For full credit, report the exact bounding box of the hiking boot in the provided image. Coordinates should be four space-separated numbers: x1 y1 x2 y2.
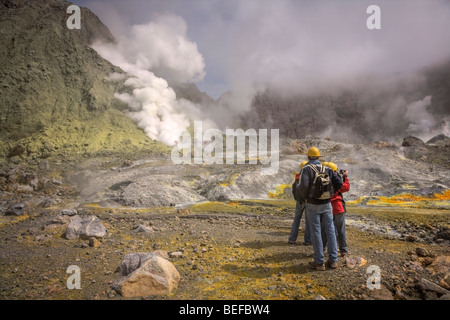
288 240 296 245
327 260 338 269
309 261 325 271
340 252 349 257
303 242 311 246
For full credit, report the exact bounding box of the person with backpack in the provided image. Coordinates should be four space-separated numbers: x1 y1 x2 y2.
322 162 350 257
289 161 311 245
296 147 343 271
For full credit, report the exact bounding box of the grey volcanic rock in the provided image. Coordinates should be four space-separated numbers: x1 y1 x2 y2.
5 202 29 216
120 252 156 276
65 215 107 240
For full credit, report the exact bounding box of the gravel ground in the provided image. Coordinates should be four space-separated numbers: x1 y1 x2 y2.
0 202 448 301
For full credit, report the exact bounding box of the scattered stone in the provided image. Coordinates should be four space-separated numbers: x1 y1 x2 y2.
345 257 367 269
418 278 450 296
112 254 180 297
406 235 418 242
65 215 107 240
405 261 423 271
89 237 101 248
315 295 326 300
421 257 435 266
435 229 450 241
152 250 169 260
394 288 407 300
120 252 156 276
62 208 77 216
440 274 450 290
133 225 153 233
38 161 50 171
34 235 46 242
8 145 25 158
5 202 29 216
415 247 428 257
401 136 425 147
430 256 450 274
367 284 395 300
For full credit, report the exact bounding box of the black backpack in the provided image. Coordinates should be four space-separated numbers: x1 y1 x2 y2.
307 164 332 200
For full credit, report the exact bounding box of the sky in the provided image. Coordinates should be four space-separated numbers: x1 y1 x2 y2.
71 0 450 100
69 0 450 145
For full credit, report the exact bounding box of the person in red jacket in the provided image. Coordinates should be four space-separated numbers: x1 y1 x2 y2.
323 162 350 257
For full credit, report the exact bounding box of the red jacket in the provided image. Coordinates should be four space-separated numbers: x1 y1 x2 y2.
331 176 350 215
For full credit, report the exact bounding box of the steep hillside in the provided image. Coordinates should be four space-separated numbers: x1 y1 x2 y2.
0 0 170 160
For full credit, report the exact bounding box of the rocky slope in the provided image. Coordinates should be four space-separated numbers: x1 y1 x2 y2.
0 0 169 159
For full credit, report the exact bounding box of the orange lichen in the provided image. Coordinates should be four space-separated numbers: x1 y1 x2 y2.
268 184 291 199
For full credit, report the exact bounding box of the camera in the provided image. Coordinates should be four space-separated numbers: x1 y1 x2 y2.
339 169 347 175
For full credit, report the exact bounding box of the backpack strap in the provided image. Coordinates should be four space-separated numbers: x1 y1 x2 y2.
306 164 321 184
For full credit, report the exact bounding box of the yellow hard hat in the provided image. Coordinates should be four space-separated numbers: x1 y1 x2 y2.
327 162 338 172
299 161 308 169
307 147 320 157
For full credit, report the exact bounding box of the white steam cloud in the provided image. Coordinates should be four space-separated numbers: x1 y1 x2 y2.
92 14 213 146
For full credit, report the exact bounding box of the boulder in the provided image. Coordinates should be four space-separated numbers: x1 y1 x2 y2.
5 202 29 216
113 253 180 297
65 215 107 240
62 208 78 216
89 237 101 248
120 252 155 276
430 255 450 274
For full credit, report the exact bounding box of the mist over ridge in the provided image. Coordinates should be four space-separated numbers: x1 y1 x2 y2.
80 0 450 144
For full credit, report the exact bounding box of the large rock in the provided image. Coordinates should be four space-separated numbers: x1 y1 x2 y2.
65 215 107 240
5 202 29 216
113 253 180 297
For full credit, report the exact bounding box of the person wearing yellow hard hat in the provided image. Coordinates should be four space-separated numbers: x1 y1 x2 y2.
296 147 343 271
322 162 350 257
289 160 311 245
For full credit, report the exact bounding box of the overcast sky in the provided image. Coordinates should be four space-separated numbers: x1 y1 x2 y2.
72 0 450 99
